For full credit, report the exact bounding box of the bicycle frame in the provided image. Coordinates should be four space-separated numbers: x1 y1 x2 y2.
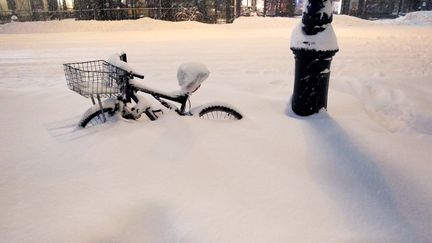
128 79 190 115
116 53 191 120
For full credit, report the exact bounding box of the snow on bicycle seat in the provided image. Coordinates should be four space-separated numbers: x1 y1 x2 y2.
177 62 209 94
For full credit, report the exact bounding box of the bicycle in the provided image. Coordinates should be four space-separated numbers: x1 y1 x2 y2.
63 53 243 128
174 7 203 22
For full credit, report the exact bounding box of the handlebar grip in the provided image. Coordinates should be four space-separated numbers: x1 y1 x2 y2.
131 72 144 79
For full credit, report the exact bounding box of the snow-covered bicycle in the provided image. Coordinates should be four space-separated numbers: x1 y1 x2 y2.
63 53 242 128
174 7 203 22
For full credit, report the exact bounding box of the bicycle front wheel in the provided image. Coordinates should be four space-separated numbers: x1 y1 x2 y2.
198 105 243 121
79 107 116 128
78 99 117 128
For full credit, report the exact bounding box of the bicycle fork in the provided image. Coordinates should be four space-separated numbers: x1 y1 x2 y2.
90 94 107 122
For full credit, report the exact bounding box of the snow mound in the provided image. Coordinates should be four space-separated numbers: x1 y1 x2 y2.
1 15 432 243
346 80 413 132
0 17 208 34
177 62 210 94
0 15 382 35
232 16 298 28
399 11 432 25
378 11 432 25
290 23 339 51
332 14 376 26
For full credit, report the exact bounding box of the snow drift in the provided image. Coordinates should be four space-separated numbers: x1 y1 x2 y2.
377 10 432 25
1 15 432 243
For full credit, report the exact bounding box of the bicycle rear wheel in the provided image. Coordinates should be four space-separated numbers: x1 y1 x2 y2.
198 105 243 120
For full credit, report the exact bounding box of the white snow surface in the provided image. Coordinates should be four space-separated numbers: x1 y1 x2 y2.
107 53 138 74
1 15 432 243
377 11 432 25
290 0 339 51
177 62 210 94
290 23 339 51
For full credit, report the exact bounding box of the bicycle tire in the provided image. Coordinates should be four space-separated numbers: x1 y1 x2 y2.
79 107 116 128
198 105 243 120
78 99 118 128
175 12 189 21
193 12 204 22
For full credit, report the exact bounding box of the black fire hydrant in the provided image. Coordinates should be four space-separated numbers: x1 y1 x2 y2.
290 0 339 116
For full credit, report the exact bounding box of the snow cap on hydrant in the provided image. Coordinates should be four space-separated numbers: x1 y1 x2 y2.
290 0 339 52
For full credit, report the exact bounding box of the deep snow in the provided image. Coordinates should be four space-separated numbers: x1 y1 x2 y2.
378 11 432 25
1 14 432 243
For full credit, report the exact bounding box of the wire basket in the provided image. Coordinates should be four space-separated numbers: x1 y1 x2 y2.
63 60 128 98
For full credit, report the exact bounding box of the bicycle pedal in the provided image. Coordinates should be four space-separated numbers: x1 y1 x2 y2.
153 109 163 115
122 113 136 120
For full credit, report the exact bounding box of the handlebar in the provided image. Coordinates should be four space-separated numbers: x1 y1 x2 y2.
115 53 144 79
130 72 144 79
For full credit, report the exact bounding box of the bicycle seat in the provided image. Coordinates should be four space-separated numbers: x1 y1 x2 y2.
177 62 209 94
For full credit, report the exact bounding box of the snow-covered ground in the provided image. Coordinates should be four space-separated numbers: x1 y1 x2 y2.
1 13 431 243
377 11 432 25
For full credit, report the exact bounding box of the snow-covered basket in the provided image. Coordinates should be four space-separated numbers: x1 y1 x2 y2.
177 62 210 94
63 60 128 98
